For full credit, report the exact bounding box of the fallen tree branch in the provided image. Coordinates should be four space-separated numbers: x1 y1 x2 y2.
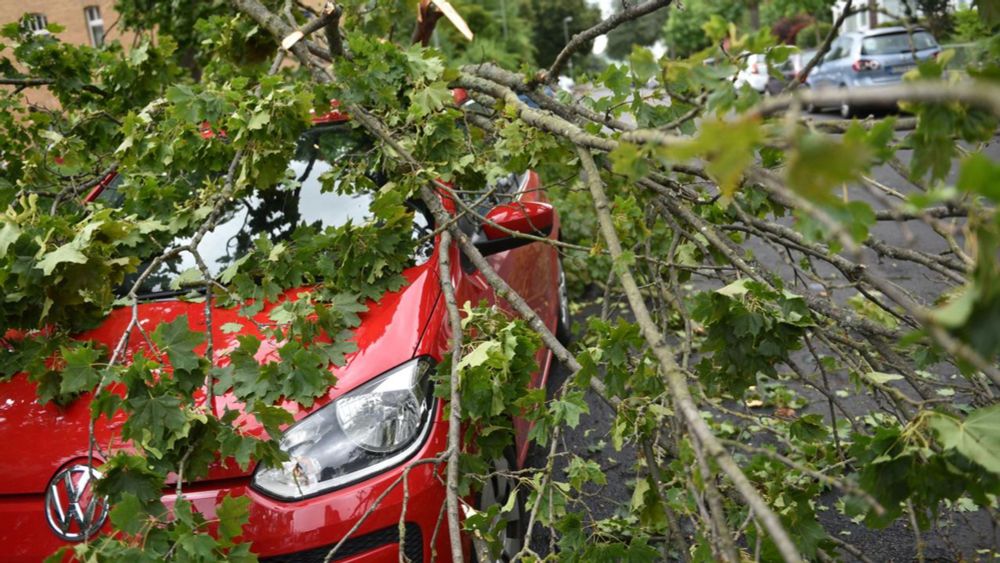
436 229 465 563
0 75 108 97
577 146 804 563
321 2 346 58
756 81 1000 119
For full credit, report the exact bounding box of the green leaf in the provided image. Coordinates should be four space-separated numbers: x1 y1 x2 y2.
957 152 1000 202
247 110 271 131
566 456 607 490
97 453 165 505
666 118 762 199
58 345 102 396
457 341 501 372
36 243 87 275
177 534 217 560
789 414 828 443
165 84 199 123
109 493 146 535
787 133 870 202
929 284 979 328
630 475 650 511
864 371 904 385
409 81 453 118
628 47 659 84
551 391 589 428
216 494 251 545
929 405 1000 475
124 394 188 450
609 142 650 180
0 221 20 258
169 267 203 290
716 278 751 298
151 315 204 372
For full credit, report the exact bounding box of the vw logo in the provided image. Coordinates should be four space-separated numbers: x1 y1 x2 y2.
44 464 109 541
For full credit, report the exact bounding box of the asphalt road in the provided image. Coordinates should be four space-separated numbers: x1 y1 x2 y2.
525 106 1000 561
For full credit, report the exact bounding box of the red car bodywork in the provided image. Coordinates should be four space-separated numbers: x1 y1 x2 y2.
0 162 561 561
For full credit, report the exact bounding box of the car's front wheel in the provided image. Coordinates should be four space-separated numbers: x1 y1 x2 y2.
839 85 854 118
473 451 525 562
802 84 816 113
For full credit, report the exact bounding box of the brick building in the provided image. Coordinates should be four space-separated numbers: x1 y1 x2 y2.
1 0 130 107
0 0 126 48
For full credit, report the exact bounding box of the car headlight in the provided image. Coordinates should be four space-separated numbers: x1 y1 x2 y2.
252 358 434 499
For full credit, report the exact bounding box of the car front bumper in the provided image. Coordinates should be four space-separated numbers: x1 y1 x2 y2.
0 407 453 563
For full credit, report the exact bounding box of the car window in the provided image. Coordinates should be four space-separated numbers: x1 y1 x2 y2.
102 125 434 296
821 44 835 62
826 39 846 61
861 31 937 55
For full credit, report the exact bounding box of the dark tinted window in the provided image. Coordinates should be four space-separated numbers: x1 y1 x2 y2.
861 31 937 55
106 125 433 296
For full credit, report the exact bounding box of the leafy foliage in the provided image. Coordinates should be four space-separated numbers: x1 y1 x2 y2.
1 1 999 561
525 0 602 70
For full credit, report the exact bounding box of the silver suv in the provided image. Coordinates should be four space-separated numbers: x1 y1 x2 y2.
805 27 940 117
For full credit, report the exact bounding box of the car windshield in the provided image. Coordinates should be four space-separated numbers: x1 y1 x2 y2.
101 124 433 296
861 31 936 55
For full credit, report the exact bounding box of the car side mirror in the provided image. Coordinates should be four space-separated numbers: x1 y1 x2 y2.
473 201 554 257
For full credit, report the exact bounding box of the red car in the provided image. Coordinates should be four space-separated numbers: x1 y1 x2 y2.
0 119 569 561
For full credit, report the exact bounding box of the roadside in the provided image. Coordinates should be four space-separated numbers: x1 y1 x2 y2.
525 111 1000 560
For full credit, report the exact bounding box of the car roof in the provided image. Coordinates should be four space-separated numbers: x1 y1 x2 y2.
859 26 928 37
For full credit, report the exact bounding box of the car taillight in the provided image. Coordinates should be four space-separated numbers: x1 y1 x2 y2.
852 59 880 72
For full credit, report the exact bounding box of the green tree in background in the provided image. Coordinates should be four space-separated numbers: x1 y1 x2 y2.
435 0 537 68
761 0 835 28
662 0 744 57
604 3 671 60
526 0 601 72
909 0 955 37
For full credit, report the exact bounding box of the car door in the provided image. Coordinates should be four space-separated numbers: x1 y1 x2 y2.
815 38 846 88
808 42 834 87
448 171 560 355
830 37 855 87
484 172 559 342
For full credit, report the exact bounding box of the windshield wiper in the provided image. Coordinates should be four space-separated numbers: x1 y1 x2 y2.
120 286 210 302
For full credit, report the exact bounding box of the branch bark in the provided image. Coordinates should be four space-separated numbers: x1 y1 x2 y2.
757 81 1000 119
436 229 466 563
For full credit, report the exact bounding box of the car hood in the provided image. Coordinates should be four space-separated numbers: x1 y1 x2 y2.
0 259 441 495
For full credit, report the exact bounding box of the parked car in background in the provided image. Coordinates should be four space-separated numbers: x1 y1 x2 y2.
779 48 818 84
805 27 940 117
735 54 783 95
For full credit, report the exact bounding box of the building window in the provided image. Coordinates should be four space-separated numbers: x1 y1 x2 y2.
24 13 48 33
84 6 104 47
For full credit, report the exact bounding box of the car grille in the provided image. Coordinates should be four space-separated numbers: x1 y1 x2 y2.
261 522 423 562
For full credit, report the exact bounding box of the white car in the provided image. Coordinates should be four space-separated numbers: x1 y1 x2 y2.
735 54 780 94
